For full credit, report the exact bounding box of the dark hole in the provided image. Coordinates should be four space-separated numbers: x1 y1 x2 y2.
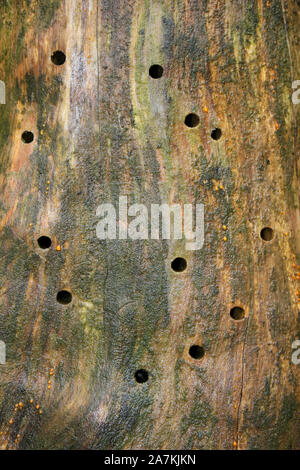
56 290 72 305
171 257 187 272
51 50 66 66
230 307 245 321
149 64 164 79
266 159 270 165
21 131 34 143
260 227 274 242
37 236 52 249
211 128 222 140
189 345 205 359
134 369 149 383
184 113 200 128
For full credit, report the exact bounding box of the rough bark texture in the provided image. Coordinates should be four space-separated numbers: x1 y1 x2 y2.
0 0 300 450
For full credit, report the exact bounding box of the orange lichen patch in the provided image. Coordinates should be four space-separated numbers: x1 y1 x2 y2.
9 419 13 425
213 180 224 192
211 179 220 191
267 1 271 7
233 441 237 447
203 105 208 113
39 410 43 415
223 237 227 242
222 225 227 230
275 122 279 130
29 399 33 404
48 385 51 390
36 405 40 410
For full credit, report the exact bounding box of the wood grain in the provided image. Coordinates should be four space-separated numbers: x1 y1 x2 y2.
0 0 300 449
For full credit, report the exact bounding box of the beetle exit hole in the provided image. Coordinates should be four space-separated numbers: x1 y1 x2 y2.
184 113 200 128
135 369 149 383
37 236 52 249
51 50 66 66
149 64 164 79
230 307 245 321
56 290 72 305
171 257 187 272
260 227 274 242
211 128 222 140
21 131 34 143
189 345 205 359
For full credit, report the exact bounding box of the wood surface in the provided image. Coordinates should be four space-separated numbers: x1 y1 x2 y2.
0 0 300 450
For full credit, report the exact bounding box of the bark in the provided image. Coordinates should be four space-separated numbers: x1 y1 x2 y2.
0 0 300 450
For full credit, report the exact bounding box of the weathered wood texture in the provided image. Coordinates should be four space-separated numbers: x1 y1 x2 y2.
0 0 300 450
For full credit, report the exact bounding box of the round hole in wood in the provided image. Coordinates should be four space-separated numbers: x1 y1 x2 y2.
184 113 200 128
56 290 72 305
37 236 52 249
189 345 205 359
51 50 66 66
260 227 274 241
134 369 149 383
149 64 164 79
171 257 187 272
21 131 34 143
211 128 222 140
230 306 245 320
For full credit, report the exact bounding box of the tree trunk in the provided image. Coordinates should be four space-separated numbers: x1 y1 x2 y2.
0 0 300 450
